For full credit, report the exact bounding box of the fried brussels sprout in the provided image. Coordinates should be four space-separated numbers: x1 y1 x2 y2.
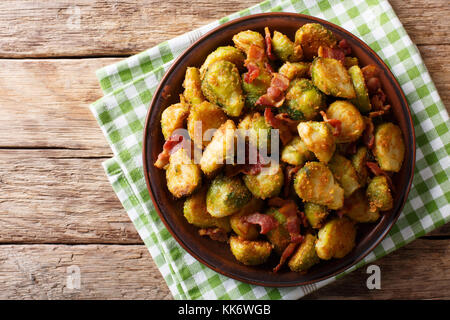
315 217 356 260
183 187 231 231
366 176 393 212
241 68 272 109
201 60 245 117
206 174 252 218
304 202 329 229
232 30 265 55
278 61 311 80
352 146 369 186
271 30 303 62
187 101 227 149
288 233 320 272
237 112 271 152
328 154 361 197
243 163 284 200
229 235 272 266
344 56 359 69
199 46 245 78
229 198 264 240
282 78 326 120
265 207 291 255
297 121 336 164
339 189 380 223
160 97 190 140
281 136 315 166
311 57 356 99
166 148 202 198
200 120 236 176
294 161 344 210
348 65 372 113
374 123 405 172
294 23 337 60
183 67 205 106
326 100 365 143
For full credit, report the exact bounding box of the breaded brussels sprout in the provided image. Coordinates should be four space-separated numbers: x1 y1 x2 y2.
348 65 372 113
288 233 320 272
374 123 405 172
282 78 326 120
311 57 356 99
243 163 284 200
160 97 190 140
166 148 202 198
229 198 264 240
326 100 365 143
183 67 205 106
339 189 380 223
241 68 272 109
278 61 311 80
200 120 236 176
184 187 231 231
199 46 245 78
351 146 369 186
206 174 252 218
232 30 265 55
294 23 337 60
281 136 315 166
201 60 245 117
187 101 227 149
366 175 393 212
315 217 356 260
304 202 329 229
297 121 336 164
294 161 344 210
265 207 291 255
237 112 271 152
271 30 303 62
229 235 272 266
328 153 361 197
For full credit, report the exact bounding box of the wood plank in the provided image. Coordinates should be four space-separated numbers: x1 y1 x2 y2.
0 0 447 58
0 239 447 299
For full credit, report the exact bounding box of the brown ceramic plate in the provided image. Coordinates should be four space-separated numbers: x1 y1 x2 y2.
142 13 415 287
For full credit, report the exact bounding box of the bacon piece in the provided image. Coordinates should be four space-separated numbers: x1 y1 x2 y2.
225 142 266 177
273 242 301 273
363 117 375 150
264 108 293 145
243 62 260 84
320 111 342 136
247 44 265 62
264 27 277 61
256 73 290 108
243 213 279 234
198 228 228 242
283 165 301 198
366 161 396 193
154 134 184 169
361 65 380 80
318 46 345 64
269 198 303 243
338 39 352 55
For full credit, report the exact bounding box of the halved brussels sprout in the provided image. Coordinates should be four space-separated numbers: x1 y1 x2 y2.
187 101 227 149
229 198 264 240
297 121 336 164
315 217 356 260
282 78 326 120
265 207 291 255
366 175 393 212
232 30 265 55
339 189 380 223
183 67 205 106
229 235 272 266
278 61 311 80
294 23 337 60
311 57 356 99
183 187 231 231
281 136 315 166
160 97 190 140
349 65 372 113
271 30 303 62
326 100 365 143
374 123 405 172
243 163 284 200
351 146 369 186
328 153 361 197
288 233 320 272
166 148 202 198
294 161 344 210
199 46 245 78
206 174 252 218
237 112 271 152
201 60 245 117
304 202 328 229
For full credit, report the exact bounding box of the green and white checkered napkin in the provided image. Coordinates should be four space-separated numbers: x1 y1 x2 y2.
90 0 450 299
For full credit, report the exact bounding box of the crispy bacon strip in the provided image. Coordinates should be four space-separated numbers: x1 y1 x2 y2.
243 45 265 84
283 165 301 198
154 134 184 169
361 65 380 80
256 73 290 108
366 162 396 193
264 108 293 145
225 141 266 177
264 27 277 61
269 198 303 243
243 213 278 234
318 46 346 64
244 62 260 83
320 111 342 136
273 242 301 273
363 117 375 150
198 228 228 242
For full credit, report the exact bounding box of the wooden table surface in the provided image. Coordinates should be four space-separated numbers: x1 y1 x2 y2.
0 0 448 300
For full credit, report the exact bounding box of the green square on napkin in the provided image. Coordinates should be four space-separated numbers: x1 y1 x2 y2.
90 0 450 299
